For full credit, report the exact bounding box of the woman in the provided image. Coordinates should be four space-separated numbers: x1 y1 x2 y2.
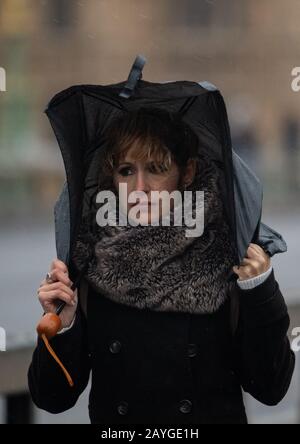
28 107 295 424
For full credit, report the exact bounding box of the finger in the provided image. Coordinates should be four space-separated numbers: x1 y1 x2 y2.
39 281 75 298
246 245 264 262
39 289 78 312
38 289 76 306
249 246 271 269
50 259 68 274
249 244 264 257
49 269 73 286
240 255 256 265
239 258 261 269
233 264 253 279
250 243 265 254
247 244 260 255
240 258 250 266
252 244 270 261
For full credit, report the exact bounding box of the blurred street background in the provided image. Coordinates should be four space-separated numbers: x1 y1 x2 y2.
0 0 300 424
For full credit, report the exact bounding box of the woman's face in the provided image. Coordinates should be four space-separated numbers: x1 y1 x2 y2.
112 146 182 225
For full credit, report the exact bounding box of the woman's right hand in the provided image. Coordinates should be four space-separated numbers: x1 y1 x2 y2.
37 259 78 330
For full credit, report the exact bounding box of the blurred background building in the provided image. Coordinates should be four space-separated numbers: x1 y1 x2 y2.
0 0 300 424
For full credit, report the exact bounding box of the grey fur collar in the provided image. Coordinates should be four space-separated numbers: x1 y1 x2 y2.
72 159 237 314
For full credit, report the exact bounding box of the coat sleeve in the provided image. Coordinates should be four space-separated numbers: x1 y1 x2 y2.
233 268 295 406
27 305 91 414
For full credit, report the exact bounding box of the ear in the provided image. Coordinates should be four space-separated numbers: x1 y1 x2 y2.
182 159 197 187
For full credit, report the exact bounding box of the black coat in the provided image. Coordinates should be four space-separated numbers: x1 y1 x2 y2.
28 267 295 424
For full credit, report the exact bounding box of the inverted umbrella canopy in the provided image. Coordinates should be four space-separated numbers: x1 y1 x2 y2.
46 55 287 284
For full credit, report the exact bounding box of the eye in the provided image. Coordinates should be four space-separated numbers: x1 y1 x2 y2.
117 166 133 177
147 162 167 174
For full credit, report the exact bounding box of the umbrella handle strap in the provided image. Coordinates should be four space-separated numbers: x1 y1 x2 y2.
41 333 74 387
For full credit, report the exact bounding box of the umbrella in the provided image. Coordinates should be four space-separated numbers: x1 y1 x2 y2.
45 55 287 287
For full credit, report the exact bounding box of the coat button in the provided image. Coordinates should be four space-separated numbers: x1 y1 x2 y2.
109 340 122 354
179 399 192 414
187 343 198 358
117 401 128 415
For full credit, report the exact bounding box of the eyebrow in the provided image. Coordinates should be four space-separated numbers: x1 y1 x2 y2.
117 162 133 167
118 160 157 165
117 160 161 170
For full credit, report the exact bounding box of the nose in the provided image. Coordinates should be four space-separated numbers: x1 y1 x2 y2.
134 170 150 194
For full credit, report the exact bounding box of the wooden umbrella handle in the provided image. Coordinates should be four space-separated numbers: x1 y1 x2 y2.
36 312 74 387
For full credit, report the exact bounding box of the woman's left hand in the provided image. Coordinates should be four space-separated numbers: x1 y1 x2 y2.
232 243 271 281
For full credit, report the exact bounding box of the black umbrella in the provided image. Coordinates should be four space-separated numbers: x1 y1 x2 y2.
45 54 287 297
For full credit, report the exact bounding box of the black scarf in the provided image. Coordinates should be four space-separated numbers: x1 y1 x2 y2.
71 158 237 315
